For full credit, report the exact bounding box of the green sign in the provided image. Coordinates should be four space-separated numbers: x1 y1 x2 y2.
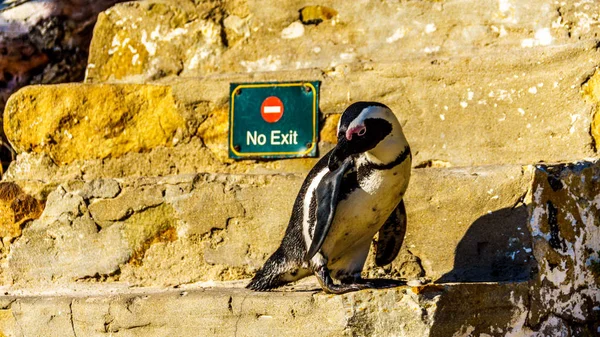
229 81 320 159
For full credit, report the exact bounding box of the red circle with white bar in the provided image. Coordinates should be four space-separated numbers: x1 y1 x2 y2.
260 96 284 123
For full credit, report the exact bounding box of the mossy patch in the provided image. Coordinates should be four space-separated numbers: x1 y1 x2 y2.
122 204 178 265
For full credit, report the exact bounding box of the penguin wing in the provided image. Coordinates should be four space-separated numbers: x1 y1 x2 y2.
304 159 353 262
375 200 407 266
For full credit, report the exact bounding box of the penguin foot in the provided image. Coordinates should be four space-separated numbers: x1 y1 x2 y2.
315 266 370 294
352 278 406 289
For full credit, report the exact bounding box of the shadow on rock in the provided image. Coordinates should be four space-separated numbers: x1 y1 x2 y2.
437 205 536 283
425 205 536 336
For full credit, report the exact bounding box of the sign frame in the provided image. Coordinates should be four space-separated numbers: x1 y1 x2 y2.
229 81 320 159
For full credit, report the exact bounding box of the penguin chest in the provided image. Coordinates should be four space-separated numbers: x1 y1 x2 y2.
321 160 410 263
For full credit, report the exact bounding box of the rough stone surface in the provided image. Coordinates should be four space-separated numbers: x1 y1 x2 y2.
167 183 244 236
6 186 130 285
3 83 188 165
79 178 121 199
164 47 599 168
74 0 600 171
0 181 43 239
401 165 534 283
1 0 600 334
86 0 600 82
527 161 600 335
1 165 534 287
88 183 163 223
5 44 599 176
87 0 219 82
3 136 321 180
0 281 530 337
0 0 127 173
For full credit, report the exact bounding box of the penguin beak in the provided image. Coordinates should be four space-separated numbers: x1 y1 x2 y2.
328 138 351 172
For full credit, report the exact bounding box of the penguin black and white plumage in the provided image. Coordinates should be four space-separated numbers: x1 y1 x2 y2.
247 102 411 294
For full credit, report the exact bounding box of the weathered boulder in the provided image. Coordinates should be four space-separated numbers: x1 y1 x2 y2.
4 44 599 177
86 0 600 82
0 0 127 172
6 186 130 285
370 165 535 283
4 83 188 164
527 161 600 335
2 164 534 287
87 0 222 82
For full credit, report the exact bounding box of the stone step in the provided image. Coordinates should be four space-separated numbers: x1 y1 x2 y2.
0 281 533 337
4 44 600 179
1 160 598 336
1 164 534 288
85 0 600 83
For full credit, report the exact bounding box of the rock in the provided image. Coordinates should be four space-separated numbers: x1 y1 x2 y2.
5 44 599 177
1 152 59 183
4 83 188 165
0 0 127 172
0 282 531 337
527 161 600 333
280 21 304 39
202 174 301 268
86 0 600 81
366 249 426 280
79 179 121 199
6 186 130 285
0 181 43 238
86 0 598 82
169 183 245 237
86 0 222 83
118 237 228 286
2 139 319 181
88 184 163 223
121 203 178 264
5 184 181 286
223 14 250 46
399 165 534 282
2 164 535 286
581 69 600 150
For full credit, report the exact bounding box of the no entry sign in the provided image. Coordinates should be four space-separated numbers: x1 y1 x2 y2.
229 81 320 159
261 96 284 123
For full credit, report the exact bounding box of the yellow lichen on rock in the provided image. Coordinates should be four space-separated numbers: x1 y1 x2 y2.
91 20 150 80
197 107 231 163
320 114 340 144
3 83 187 165
299 6 338 25
582 70 600 149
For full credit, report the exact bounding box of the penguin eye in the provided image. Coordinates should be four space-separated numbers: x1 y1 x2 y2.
357 128 366 136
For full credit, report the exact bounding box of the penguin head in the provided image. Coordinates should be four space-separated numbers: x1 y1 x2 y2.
328 102 407 171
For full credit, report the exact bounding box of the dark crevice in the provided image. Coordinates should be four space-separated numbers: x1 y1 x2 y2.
108 323 152 333
546 201 566 252
589 105 598 152
227 296 233 313
0 299 16 310
233 293 249 337
75 268 121 283
69 300 78 337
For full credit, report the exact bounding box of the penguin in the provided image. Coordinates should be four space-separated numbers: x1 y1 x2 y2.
247 102 411 294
